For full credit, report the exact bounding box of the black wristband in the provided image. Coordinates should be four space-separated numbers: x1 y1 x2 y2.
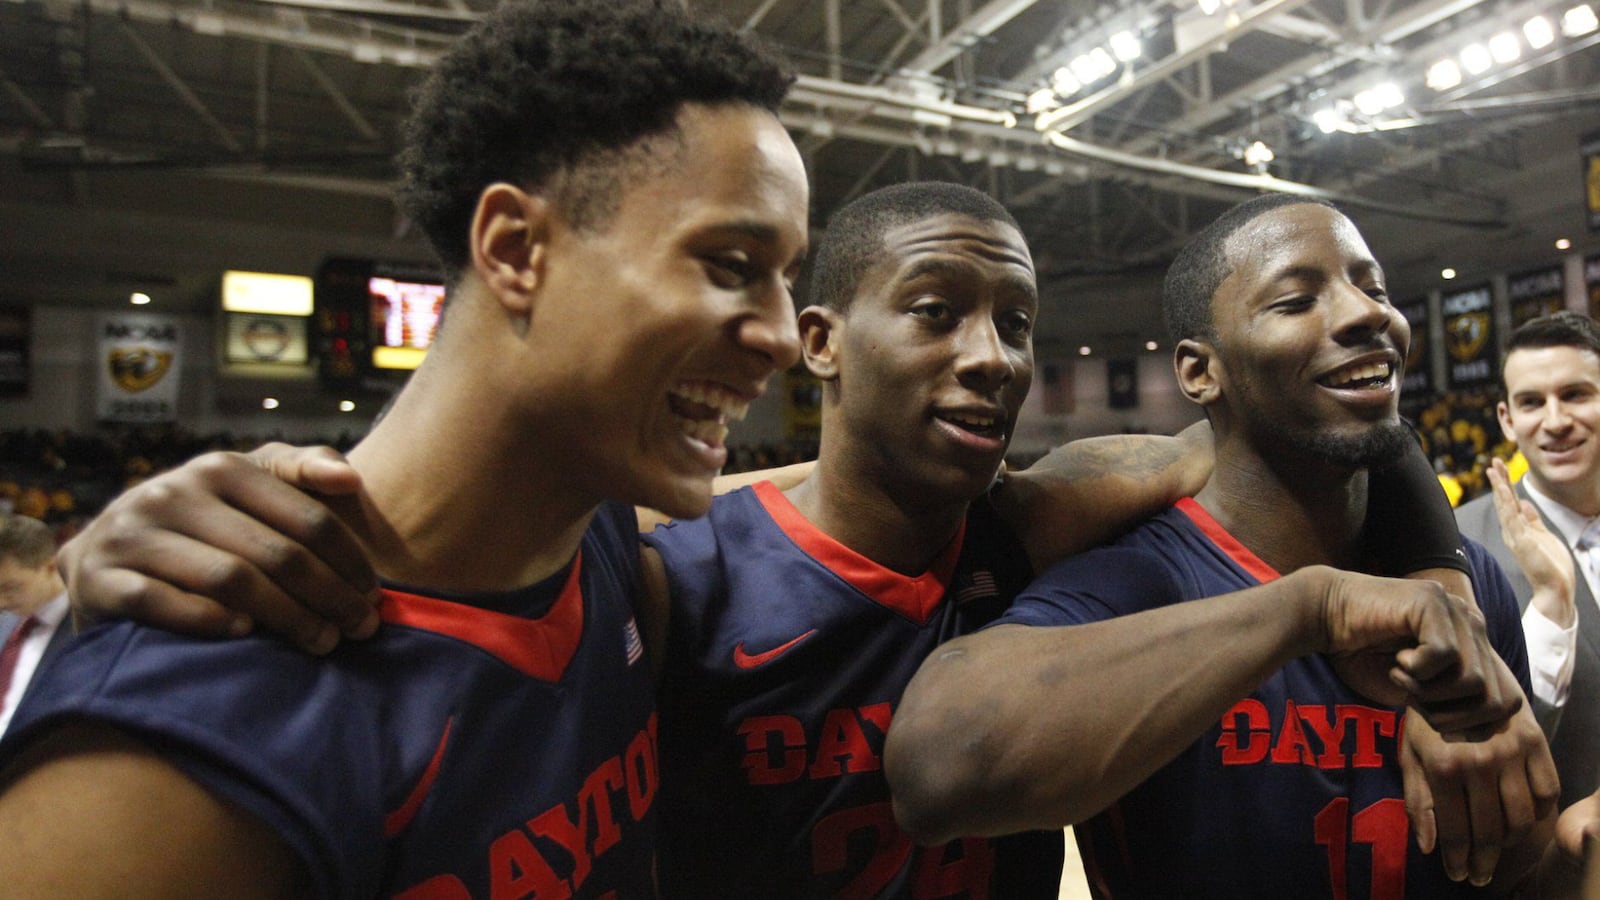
1365 433 1470 576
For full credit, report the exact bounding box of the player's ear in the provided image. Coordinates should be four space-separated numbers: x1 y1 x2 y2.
470 182 550 318
798 305 843 381
1175 338 1222 406
1495 400 1515 444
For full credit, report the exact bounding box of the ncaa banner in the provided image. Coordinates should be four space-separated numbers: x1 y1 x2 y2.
1441 284 1495 389
1507 266 1565 328
1588 254 1600 318
1396 297 1431 401
1585 129 1600 233
97 314 181 423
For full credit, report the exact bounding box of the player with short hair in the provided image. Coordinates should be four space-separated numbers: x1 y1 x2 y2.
886 195 1557 897
646 181 1069 896
0 2 810 896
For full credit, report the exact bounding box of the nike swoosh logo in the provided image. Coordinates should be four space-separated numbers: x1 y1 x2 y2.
733 629 818 669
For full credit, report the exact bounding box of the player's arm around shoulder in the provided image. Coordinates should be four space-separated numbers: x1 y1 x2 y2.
886 554 1312 846
997 420 1211 570
0 721 310 899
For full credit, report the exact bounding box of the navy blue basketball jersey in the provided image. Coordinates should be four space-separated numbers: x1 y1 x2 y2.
2 502 658 900
999 498 1530 900
642 481 1062 899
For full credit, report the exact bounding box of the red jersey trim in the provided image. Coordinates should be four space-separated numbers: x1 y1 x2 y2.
378 554 585 682
384 716 453 838
751 481 964 625
1175 497 1281 584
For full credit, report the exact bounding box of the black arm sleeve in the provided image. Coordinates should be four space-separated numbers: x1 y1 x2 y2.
1365 434 1470 576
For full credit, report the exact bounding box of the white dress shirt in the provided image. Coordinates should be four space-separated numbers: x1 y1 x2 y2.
0 591 69 734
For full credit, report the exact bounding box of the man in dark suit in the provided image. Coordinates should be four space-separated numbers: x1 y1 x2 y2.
0 515 71 734
1457 310 1600 811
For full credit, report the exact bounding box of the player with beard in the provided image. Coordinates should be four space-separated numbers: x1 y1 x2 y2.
886 195 1559 898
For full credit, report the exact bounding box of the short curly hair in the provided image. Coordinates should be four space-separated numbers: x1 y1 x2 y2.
398 0 794 282
807 182 1021 312
1162 194 1337 343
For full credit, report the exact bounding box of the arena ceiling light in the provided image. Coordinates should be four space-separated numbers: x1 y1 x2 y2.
1051 67 1081 97
1523 15 1557 48
1488 31 1523 63
1026 87 1058 113
1459 42 1494 75
1241 140 1275 170
1562 4 1599 36
1109 30 1143 62
1426 59 1463 90
1352 82 1405 116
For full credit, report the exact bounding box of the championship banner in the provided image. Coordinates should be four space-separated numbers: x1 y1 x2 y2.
1585 129 1600 233
0 306 29 397
1396 297 1431 402
1441 284 1495 389
1589 254 1600 318
1507 266 1565 328
97 314 181 423
1107 358 1138 409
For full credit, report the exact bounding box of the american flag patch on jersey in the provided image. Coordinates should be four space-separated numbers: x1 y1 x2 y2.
623 615 644 666
953 570 998 605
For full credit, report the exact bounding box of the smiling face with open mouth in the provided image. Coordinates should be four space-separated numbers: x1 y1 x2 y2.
1201 203 1413 469
528 103 809 521
823 212 1037 508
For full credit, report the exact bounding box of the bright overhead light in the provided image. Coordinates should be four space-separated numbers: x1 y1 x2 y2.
1068 48 1120 84
1051 66 1080 96
1460 43 1493 75
339 400 356 412
1196 0 1221 13
1426 59 1462 90
129 292 151 306
1242 140 1275 168
1556 238 1573 250
1069 53 1101 84
1441 267 1458 280
1026 88 1058 113
1078 345 1093 356
1353 84 1402 116
1109 30 1142 62
1312 107 1345 133
1524 15 1556 49
262 397 280 410
1145 340 1159 351
1488 31 1522 64
1562 4 1599 36
1088 47 1116 79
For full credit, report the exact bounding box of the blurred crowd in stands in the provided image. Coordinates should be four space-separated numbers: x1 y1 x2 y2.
1411 390 1521 507
0 426 820 541
0 400 1515 544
